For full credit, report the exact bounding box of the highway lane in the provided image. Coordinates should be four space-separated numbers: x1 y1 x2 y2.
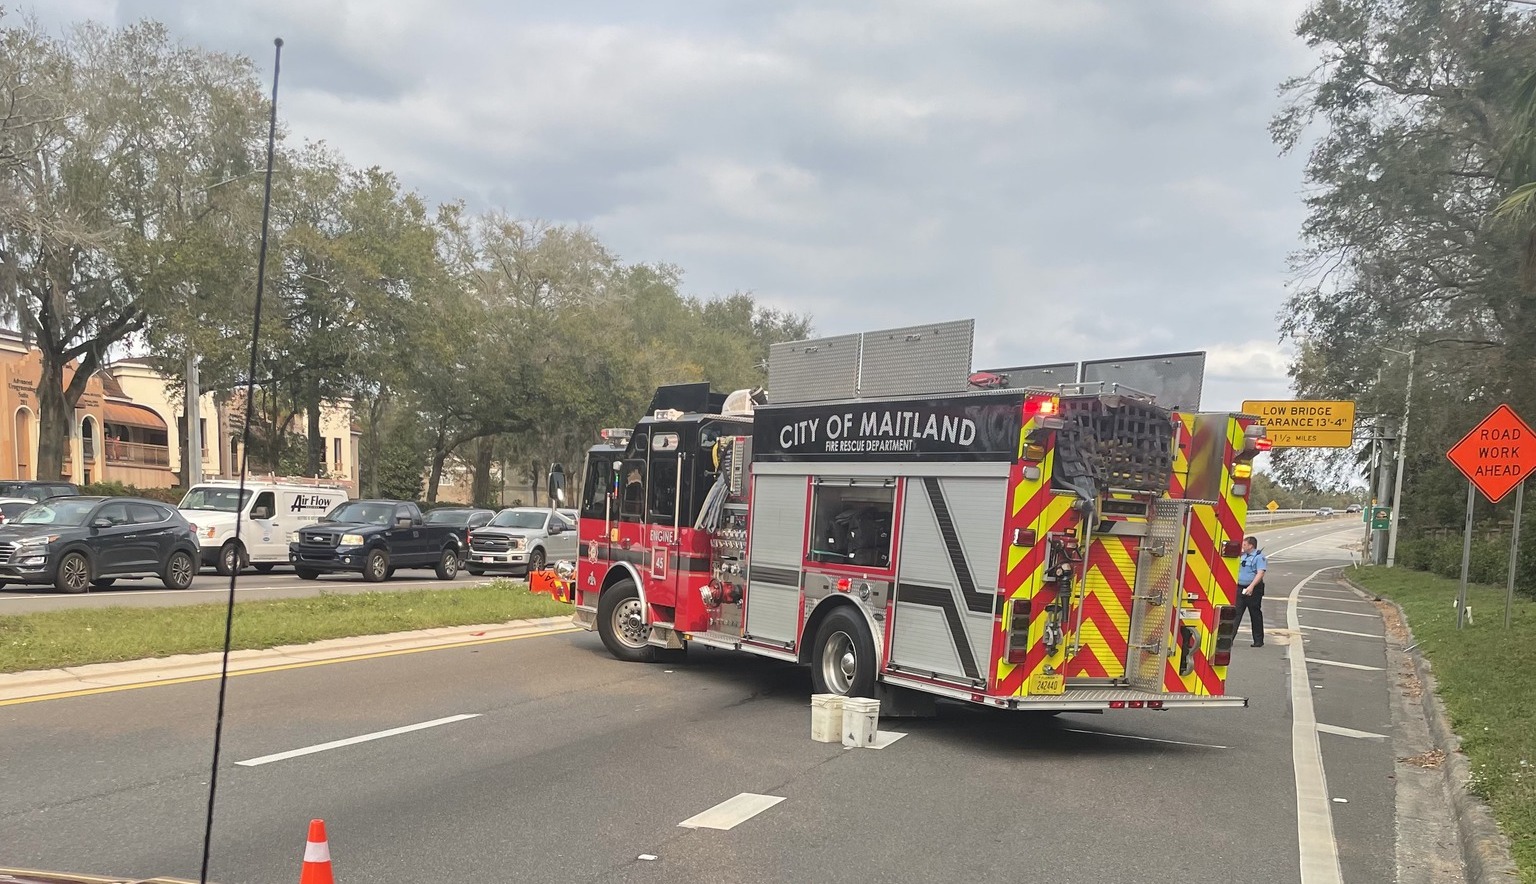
0 565 507 613
0 518 1440 883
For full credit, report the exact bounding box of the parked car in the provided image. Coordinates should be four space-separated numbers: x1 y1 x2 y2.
0 496 199 593
179 480 350 575
423 507 496 565
289 499 463 582
0 497 37 525
465 506 578 576
0 480 79 502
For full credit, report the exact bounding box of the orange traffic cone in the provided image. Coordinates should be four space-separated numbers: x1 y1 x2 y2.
299 818 335 884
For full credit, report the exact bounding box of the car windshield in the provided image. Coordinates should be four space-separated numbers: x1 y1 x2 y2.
15 498 98 527
323 501 396 525
423 510 471 526
489 509 547 529
178 486 252 512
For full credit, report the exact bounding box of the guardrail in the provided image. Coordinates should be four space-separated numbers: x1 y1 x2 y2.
1246 508 1333 524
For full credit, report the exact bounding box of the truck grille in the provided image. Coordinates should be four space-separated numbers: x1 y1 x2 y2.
302 533 340 548
0 543 14 565
471 536 520 553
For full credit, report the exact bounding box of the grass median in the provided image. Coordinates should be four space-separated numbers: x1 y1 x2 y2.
1350 565 1536 879
0 582 572 675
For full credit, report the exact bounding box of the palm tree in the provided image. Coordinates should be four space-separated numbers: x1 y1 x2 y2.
1494 70 1536 289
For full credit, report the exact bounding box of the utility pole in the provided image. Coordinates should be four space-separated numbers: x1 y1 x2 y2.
1385 348 1414 566
1373 421 1395 565
185 355 202 488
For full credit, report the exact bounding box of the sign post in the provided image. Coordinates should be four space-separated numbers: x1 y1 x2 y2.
1507 483 1524 629
1241 400 1356 448
1446 404 1536 629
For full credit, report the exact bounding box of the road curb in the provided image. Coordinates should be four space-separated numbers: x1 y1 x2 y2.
1340 572 1519 883
0 615 579 703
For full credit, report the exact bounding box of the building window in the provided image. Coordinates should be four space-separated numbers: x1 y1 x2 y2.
807 480 896 569
333 437 342 469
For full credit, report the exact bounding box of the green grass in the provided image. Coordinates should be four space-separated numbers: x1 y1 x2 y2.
1351 566 1536 880
0 582 571 674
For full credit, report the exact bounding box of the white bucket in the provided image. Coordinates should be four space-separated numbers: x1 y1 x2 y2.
841 697 880 748
810 694 845 743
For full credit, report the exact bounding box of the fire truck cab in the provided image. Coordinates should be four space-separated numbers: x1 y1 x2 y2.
554 323 1266 715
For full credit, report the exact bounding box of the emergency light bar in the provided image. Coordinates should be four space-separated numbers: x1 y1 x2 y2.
598 427 633 445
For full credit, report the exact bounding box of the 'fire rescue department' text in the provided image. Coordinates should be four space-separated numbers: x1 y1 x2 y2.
778 409 978 453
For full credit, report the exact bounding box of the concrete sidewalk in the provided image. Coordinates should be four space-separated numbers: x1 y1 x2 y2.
0 615 579 704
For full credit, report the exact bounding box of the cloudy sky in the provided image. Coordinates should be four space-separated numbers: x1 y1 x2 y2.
31 0 1317 412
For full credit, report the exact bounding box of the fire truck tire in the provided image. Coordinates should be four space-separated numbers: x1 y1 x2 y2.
597 579 656 663
811 607 877 698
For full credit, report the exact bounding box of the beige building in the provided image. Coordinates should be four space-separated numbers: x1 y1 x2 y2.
1 334 360 492
107 358 361 491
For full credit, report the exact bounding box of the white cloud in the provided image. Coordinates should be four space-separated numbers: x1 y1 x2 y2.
26 0 1318 411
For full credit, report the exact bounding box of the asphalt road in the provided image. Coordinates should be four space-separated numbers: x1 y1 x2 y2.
0 564 507 613
1 517 1435 883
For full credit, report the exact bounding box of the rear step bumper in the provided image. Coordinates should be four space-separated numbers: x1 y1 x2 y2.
882 673 1246 709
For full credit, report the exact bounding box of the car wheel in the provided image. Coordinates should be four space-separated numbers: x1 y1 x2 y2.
54 551 91 594
215 541 245 576
91 578 117 589
466 566 485 577
253 563 275 574
362 549 389 583
596 578 656 663
434 548 459 580
162 550 196 590
810 607 878 698
528 548 546 573
295 568 320 581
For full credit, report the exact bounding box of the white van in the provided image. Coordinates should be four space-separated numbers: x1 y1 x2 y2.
179 480 351 574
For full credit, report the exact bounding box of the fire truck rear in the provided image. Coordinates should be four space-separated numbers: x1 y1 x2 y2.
540 353 1266 713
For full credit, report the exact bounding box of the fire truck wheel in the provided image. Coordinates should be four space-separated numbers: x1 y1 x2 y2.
811 607 877 698
597 579 656 663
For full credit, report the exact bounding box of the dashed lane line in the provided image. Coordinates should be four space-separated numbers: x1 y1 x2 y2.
678 793 786 830
1309 659 1384 672
1301 625 1384 639
235 714 481 767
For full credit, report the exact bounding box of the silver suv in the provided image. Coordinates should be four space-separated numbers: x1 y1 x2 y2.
465 507 578 576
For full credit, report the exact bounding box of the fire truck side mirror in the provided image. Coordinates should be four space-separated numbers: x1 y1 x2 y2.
547 463 566 506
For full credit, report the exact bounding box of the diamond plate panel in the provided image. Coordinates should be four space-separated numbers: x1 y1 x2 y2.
767 333 861 404
1081 351 1206 411
1126 499 1190 691
857 319 974 399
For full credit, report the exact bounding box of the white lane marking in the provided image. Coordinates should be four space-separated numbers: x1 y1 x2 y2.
1302 625 1383 639
678 793 786 830
235 714 481 767
1289 566 1345 884
1060 728 1229 750
1297 606 1381 619
1317 723 1388 741
1309 659 1384 672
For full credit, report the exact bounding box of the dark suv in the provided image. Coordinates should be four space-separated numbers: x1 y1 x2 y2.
0 496 200 593
0 480 79 502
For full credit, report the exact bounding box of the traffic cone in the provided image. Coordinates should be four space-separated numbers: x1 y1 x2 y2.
299 818 334 884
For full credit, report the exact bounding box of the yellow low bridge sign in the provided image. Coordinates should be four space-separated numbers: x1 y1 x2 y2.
1241 400 1356 448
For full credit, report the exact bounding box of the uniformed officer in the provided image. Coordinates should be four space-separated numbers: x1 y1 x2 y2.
1235 535 1267 647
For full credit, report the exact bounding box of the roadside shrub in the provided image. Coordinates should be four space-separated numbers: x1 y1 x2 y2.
81 481 184 505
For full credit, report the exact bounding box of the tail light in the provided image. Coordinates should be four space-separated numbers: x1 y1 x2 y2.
1212 604 1239 666
1221 539 1243 557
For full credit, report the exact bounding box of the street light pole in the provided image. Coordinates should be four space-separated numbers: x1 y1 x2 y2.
1386 348 1415 567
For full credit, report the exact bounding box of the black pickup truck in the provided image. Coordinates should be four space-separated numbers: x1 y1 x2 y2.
289 500 462 582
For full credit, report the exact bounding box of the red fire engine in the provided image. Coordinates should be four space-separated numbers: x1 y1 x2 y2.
535 332 1266 713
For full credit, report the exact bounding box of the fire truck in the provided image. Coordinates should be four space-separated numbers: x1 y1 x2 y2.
536 322 1267 713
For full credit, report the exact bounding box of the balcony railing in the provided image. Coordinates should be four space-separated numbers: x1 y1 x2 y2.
105 441 171 467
